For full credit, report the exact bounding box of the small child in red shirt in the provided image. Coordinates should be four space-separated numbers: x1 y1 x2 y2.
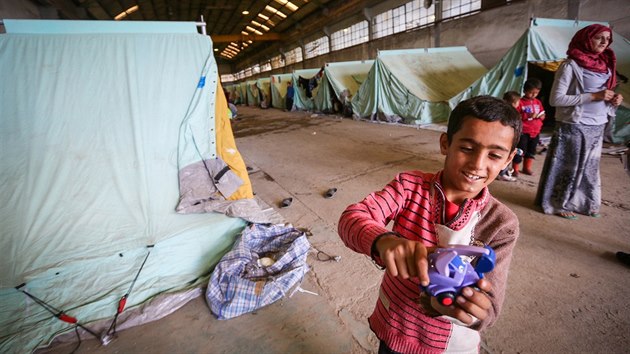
513 78 545 176
497 91 522 182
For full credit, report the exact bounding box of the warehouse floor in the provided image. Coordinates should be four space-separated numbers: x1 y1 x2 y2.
40 106 630 354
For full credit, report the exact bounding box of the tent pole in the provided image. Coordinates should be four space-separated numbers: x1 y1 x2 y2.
197 16 206 35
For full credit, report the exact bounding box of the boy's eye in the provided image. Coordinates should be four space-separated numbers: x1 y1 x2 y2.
489 153 503 160
460 146 473 152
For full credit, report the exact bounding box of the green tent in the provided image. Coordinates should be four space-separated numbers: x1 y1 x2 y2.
352 18 630 143
292 68 323 111
0 20 255 353
256 77 272 108
270 73 293 109
246 79 260 107
352 46 487 124
235 82 247 105
314 60 374 114
224 84 238 104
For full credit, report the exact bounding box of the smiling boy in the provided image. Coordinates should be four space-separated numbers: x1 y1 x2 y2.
338 96 522 353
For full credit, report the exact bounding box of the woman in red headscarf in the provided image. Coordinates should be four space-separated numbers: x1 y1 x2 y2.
535 24 623 220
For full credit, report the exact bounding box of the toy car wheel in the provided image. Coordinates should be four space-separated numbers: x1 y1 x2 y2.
437 292 456 306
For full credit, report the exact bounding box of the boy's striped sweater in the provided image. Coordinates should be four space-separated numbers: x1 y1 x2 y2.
338 170 519 353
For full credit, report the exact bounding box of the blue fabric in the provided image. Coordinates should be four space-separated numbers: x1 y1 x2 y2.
207 224 311 319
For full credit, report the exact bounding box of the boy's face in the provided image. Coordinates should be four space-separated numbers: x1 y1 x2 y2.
439 116 516 204
523 88 540 99
511 99 520 109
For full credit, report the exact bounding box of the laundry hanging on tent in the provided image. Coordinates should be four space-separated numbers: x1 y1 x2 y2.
298 76 319 98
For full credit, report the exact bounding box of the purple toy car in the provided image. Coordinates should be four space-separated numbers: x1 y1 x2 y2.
422 245 496 306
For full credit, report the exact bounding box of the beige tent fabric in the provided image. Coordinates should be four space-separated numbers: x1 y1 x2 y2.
380 48 487 101
530 60 564 72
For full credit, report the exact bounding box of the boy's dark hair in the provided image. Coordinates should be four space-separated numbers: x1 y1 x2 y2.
523 78 542 91
503 91 521 106
447 95 523 150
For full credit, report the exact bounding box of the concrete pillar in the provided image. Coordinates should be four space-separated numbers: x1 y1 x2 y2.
363 8 373 42
567 0 580 20
434 0 442 48
323 26 332 52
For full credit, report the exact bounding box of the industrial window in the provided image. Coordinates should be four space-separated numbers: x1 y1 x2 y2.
406 0 435 29
373 1 435 40
251 64 261 74
243 67 253 78
284 47 303 65
331 21 368 51
441 0 481 20
271 54 285 69
260 62 272 72
235 70 246 80
305 36 330 59
220 74 235 83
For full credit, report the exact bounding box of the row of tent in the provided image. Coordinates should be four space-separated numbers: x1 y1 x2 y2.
224 18 630 143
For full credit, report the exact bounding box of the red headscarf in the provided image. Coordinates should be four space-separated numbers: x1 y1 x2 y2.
567 24 617 89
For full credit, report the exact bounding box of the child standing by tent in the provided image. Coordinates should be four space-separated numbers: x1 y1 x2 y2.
497 91 522 182
338 96 522 353
513 78 546 176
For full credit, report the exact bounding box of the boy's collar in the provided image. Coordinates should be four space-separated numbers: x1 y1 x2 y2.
431 171 490 231
432 170 490 205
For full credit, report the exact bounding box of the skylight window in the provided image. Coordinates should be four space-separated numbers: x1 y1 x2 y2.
114 5 139 20
265 5 287 18
251 20 270 31
274 0 299 12
246 26 264 35
256 13 276 27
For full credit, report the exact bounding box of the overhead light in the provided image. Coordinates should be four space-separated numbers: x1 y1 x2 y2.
114 5 139 20
251 20 262 27
241 31 249 35
257 13 269 20
242 10 249 15
247 40 253 44
214 48 218 52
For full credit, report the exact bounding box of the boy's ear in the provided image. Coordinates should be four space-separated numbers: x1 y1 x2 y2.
439 133 449 155
502 149 518 170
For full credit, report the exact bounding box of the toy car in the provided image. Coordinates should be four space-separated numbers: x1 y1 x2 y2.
421 245 496 306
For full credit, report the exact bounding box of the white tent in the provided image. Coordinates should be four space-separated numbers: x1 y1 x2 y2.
1 20 254 352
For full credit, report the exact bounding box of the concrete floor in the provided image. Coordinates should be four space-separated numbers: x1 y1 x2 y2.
41 106 630 354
